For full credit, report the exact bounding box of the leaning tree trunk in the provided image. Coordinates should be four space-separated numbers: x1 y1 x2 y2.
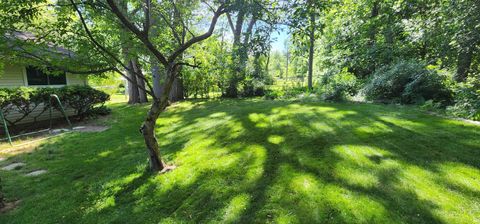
141 65 177 172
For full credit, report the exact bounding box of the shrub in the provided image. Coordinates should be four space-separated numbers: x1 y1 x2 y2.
446 77 480 121
363 60 452 104
264 88 283 100
59 86 110 118
242 78 267 97
0 85 110 126
318 69 359 102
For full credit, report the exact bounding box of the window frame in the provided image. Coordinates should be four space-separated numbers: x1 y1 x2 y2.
23 66 68 87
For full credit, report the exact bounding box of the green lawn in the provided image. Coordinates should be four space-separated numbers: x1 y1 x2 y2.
1 99 479 223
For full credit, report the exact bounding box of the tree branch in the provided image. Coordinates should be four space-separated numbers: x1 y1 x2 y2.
106 0 168 66
167 5 226 63
226 13 236 33
69 0 155 98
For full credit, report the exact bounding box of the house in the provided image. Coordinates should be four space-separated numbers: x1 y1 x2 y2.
0 64 88 127
0 64 87 88
1 32 89 128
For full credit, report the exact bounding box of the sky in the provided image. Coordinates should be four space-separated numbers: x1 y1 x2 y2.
270 25 289 53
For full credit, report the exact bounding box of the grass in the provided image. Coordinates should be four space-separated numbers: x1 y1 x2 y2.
1 99 479 223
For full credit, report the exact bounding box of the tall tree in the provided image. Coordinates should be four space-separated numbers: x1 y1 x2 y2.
289 0 325 90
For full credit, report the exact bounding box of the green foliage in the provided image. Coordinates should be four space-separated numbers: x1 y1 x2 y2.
264 85 307 100
318 69 359 102
363 61 452 104
59 86 110 118
0 86 110 126
88 73 124 96
447 77 480 121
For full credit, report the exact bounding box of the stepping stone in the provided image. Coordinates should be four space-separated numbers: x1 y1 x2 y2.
74 126 109 133
1 162 25 171
51 128 70 134
25 170 47 176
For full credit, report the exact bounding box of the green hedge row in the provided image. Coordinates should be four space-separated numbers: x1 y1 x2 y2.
0 85 110 126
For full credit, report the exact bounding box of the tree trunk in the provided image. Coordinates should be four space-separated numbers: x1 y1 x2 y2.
141 65 176 172
285 50 289 82
169 76 184 102
126 60 140 104
132 58 148 103
225 10 247 98
151 59 163 98
455 48 473 82
118 0 139 104
368 1 379 75
307 12 315 90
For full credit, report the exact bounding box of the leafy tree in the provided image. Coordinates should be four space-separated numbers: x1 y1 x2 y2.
0 0 228 172
288 0 327 90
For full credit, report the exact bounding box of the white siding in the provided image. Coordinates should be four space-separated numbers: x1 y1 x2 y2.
1 63 88 125
0 64 26 87
67 73 88 85
3 104 76 125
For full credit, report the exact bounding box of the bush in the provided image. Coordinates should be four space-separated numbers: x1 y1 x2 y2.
363 60 452 104
446 77 480 121
242 78 267 97
0 85 110 126
59 86 110 118
264 88 283 100
318 69 359 102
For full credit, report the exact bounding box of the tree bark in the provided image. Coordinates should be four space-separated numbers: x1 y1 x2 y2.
126 60 140 104
141 65 176 172
307 12 315 90
368 1 379 75
151 58 164 98
132 58 148 103
169 75 184 102
285 49 289 82
455 48 473 82
225 9 247 98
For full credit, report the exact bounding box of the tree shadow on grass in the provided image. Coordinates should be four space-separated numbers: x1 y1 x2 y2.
1 99 479 223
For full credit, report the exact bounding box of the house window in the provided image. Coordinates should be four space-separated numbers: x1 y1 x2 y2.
26 66 66 86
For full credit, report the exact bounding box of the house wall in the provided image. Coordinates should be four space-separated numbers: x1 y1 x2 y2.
0 64 26 87
1 63 88 126
0 64 88 87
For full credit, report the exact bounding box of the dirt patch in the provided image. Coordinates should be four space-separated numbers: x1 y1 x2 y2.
0 200 21 214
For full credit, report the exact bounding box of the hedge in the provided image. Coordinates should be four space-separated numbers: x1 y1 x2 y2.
0 85 110 126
